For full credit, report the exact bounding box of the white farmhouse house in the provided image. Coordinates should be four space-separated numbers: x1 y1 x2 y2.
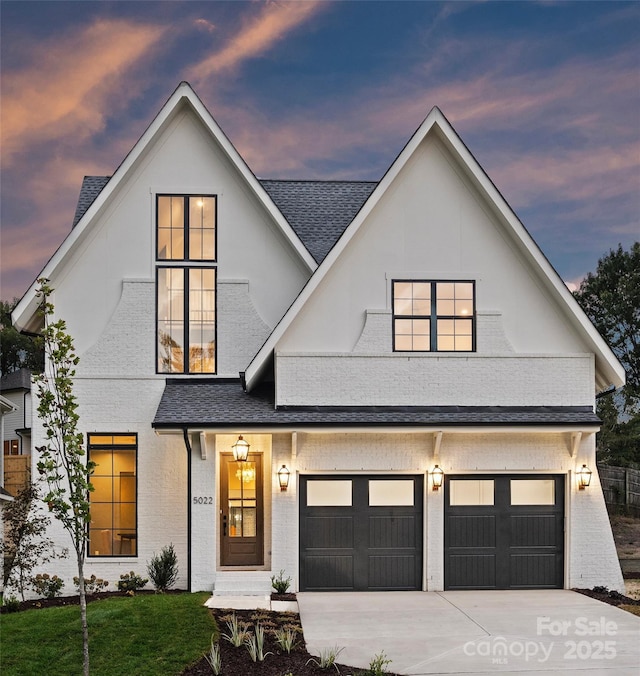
12 82 625 596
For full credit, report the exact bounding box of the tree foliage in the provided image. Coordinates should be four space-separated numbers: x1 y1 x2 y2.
574 243 640 466
33 279 93 676
574 242 640 408
2 482 67 601
0 298 44 376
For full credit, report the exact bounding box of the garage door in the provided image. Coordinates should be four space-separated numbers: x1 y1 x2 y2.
300 475 423 591
444 475 564 590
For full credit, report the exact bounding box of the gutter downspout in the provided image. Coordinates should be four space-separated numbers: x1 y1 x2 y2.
182 428 193 593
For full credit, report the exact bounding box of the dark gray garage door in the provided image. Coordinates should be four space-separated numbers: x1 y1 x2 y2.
300 475 423 591
445 474 564 590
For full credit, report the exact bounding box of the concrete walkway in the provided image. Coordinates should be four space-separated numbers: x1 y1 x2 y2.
297 590 640 675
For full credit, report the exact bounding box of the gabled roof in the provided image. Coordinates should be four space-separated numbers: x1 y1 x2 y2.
153 379 601 429
71 176 376 265
260 180 376 263
244 107 626 393
13 81 318 332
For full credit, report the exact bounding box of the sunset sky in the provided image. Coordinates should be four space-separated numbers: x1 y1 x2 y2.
2 1 639 301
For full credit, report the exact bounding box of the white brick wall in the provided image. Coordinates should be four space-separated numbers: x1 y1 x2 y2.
276 353 594 406
267 430 623 594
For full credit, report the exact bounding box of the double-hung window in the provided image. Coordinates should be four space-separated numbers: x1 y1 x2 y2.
88 434 137 557
156 195 217 373
393 280 475 352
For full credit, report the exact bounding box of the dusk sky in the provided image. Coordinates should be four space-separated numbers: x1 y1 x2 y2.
1 1 639 302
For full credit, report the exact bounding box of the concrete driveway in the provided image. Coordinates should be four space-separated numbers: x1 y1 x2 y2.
297 590 640 675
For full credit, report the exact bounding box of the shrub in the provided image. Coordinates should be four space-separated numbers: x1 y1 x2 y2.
222 613 250 647
2 595 20 612
32 573 65 599
244 622 272 662
73 574 109 594
117 571 148 594
147 543 179 592
366 651 393 675
274 626 298 653
271 569 291 594
307 645 344 672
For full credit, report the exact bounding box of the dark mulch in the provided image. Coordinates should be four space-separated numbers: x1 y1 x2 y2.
182 607 398 676
573 586 640 607
1 589 184 613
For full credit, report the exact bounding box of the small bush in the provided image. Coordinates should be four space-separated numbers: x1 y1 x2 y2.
271 569 291 594
2 595 20 612
32 573 64 599
73 574 109 594
147 543 179 592
307 645 344 672
222 613 250 647
244 622 272 662
117 571 148 594
274 626 297 653
366 651 392 675
204 636 222 674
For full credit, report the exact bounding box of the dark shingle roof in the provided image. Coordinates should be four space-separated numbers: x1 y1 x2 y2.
72 176 110 227
153 379 600 428
0 368 32 392
72 177 377 262
260 180 377 263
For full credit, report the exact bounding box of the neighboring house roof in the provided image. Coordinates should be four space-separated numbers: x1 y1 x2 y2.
243 106 626 394
0 394 18 414
72 176 376 265
0 368 32 393
12 81 318 333
153 379 600 429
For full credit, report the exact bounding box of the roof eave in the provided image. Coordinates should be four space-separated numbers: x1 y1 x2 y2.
12 81 317 332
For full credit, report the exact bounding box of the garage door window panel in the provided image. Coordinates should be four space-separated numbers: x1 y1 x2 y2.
306 480 352 506
510 479 555 505
449 479 494 506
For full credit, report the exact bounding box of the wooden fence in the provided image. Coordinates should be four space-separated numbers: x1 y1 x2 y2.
598 463 640 517
3 455 31 497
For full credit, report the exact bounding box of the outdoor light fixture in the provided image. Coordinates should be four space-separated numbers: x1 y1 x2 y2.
577 464 592 490
232 435 250 462
431 465 444 491
277 465 290 491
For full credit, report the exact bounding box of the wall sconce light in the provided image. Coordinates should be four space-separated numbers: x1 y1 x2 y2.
277 465 290 491
577 464 592 490
232 435 250 462
431 465 444 491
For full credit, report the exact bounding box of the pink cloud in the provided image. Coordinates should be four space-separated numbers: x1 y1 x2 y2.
187 1 326 82
2 19 167 166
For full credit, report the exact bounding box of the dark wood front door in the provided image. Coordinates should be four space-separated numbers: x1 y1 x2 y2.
220 453 263 566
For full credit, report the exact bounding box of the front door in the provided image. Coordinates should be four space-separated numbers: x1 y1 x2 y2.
220 453 263 566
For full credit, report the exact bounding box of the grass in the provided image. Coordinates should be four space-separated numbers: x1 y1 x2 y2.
1 592 216 676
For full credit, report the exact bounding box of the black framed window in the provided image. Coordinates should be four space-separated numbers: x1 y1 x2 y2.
156 194 217 373
157 195 216 261
88 434 137 557
393 280 475 352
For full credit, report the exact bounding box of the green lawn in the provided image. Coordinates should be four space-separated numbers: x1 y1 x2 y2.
1 592 216 676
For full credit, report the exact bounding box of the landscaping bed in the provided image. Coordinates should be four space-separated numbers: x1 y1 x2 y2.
182 607 399 676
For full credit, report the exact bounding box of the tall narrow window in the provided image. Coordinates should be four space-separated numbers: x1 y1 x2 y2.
156 194 217 373
393 280 475 352
88 434 137 557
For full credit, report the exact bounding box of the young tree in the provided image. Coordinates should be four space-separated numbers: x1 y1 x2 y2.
2 482 67 601
33 279 94 676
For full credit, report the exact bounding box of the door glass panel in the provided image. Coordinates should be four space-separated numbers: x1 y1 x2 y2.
369 480 414 506
450 479 494 505
510 479 555 505
227 461 257 537
307 480 352 506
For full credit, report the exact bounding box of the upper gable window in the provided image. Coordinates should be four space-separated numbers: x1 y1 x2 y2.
392 280 475 352
157 195 216 261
